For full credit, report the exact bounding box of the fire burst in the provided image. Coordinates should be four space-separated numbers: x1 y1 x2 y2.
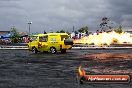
74 31 132 46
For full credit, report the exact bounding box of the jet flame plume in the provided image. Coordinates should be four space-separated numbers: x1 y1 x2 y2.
74 31 132 46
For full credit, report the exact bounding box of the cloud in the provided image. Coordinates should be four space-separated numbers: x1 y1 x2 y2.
106 0 132 28
0 0 132 33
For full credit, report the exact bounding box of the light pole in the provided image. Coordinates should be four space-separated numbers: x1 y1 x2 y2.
28 22 32 35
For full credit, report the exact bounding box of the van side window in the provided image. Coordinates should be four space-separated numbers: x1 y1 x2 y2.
61 35 69 41
30 36 37 41
51 38 56 41
39 36 48 42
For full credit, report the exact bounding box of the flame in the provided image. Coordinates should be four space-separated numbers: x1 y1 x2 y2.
74 31 132 46
78 66 86 76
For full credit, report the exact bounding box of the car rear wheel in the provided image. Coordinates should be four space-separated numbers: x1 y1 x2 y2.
50 47 57 54
32 47 38 54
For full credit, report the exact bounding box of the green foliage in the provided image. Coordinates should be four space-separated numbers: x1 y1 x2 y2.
114 25 123 34
56 30 65 33
89 32 93 35
56 31 60 33
60 30 65 33
78 26 88 33
10 27 20 38
10 26 20 43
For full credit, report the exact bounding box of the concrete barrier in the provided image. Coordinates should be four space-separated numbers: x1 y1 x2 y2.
71 46 132 50
0 46 28 50
1 45 132 50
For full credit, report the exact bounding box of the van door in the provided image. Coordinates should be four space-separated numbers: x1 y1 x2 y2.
49 35 60 51
29 36 38 49
39 35 48 51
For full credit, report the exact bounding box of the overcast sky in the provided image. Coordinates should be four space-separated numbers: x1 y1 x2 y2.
0 0 132 33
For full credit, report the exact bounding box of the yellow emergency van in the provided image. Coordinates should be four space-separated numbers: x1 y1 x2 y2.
28 33 73 54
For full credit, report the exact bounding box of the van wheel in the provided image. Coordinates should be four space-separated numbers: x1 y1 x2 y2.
50 47 57 54
32 47 38 54
61 49 66 53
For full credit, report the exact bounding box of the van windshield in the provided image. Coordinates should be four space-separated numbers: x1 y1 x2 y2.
61 35 69 41
39 36 48 42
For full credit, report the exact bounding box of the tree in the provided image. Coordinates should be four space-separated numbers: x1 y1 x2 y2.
10 26 20 43
60 30 65 33
100 17 112 31
114 25 123 34
56 31 60 33
56 30 65 33
78 26 88 33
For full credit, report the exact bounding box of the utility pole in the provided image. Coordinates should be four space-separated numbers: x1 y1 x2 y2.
73 26 75 32
28 22 32 35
